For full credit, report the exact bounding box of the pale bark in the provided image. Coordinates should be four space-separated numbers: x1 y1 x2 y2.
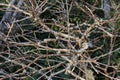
0 0 23 51
0 0 23 33
101 0 111 19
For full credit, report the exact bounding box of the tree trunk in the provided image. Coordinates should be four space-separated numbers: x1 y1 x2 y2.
0 0 23 33
0 0 23 51
101 0 110 19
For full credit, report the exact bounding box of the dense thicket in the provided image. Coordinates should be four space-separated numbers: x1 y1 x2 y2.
0 0 120 80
